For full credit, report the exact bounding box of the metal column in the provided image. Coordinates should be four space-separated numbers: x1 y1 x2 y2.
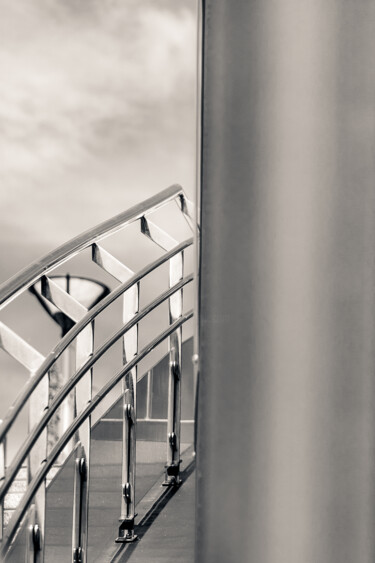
197 1 375 563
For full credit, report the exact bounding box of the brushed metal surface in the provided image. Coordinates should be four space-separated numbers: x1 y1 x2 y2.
197 1 375 562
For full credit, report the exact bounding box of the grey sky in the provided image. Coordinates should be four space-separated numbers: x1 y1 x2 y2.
0 0 197 453
0 0 197 280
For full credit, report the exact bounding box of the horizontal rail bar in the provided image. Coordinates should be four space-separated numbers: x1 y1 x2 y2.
0 185 184 310
0 275 193 502
2 310 193 555
0 238 193 444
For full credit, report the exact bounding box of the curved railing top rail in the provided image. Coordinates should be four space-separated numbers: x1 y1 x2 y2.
0 185 196 561
0 184 185 309
0 274 193 508
0 238 193 444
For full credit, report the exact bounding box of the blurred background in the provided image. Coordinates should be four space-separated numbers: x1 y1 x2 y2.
0 0 198 456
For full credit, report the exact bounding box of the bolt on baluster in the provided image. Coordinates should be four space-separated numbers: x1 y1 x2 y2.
116 391 138 543
72 449 88 563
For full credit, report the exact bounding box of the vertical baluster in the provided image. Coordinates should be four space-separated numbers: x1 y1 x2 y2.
48 353 76 461
72 322 94 562
72 444 88 563
26 504 42 563
39 276 93 561
0 322 46 561
27 371 49 562
138 217 184 485
116 282 139 543
165 251 184 485
91 244 139 543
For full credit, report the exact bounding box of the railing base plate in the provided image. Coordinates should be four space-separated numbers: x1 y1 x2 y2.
115 534 138 544
162 478 182 487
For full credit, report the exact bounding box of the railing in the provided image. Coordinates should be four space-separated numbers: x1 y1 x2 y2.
0 185 196 562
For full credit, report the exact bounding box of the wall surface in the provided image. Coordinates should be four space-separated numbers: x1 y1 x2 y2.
197 1 375 562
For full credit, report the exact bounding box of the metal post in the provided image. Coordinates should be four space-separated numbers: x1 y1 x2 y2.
26 504 42 563
91 243 139 542
164 251 183 485
116 282 139 543
139 217 184 485
197 1 375 562
72 323 93 561
40 276 95 561
72 445 87 563
0 323 46 561
47 358 75 460
32 274 109 461
27 375 48 563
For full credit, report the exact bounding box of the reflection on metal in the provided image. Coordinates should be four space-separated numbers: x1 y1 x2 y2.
177 194 196 232
0 239 192 449
116 390 138 543
92 240 139 534
0 322 45 373
140 216 184 484
2 312 193 558
165 250 183 485
27 371 48 563
141 217 177 251
26 505 42 563
41 274 94 508
31 275 110 462
198 1 375 562
41 277 88 323
0 186 196 561
0 186 186 308
0 323 47 560
118 279 139 538
72 446 88 563
92 244 134 284
0 276 193 518
30 275 110 335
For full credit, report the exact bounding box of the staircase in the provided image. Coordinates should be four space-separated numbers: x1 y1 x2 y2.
0 186 197 562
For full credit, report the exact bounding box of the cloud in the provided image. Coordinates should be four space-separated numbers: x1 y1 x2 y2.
0 0 196 173
0 0 197 273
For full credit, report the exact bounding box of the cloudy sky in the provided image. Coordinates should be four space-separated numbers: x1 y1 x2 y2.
0 0 197 450
0 0 197 280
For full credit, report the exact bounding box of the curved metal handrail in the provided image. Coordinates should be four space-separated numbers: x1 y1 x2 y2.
2 311 193 554
0 184 186 309
0 238 193 444
0 275 193 503
0 186 196 561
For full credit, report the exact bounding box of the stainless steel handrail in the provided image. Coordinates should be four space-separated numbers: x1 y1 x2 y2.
0 274 193 504
1 311 193 555
0 186 196 562
0 185 186 309
0 238 193 444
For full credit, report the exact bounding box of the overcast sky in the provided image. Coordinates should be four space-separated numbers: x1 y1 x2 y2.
0 0 197 281
0 0 197 449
